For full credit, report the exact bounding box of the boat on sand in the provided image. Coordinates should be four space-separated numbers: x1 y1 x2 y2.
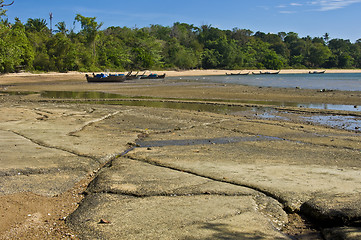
260 71 280 75
85 73 126 82
309 70 326 74
140 73 166 79
226 72 250 76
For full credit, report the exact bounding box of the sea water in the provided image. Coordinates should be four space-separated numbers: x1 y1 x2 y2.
176 73 361 91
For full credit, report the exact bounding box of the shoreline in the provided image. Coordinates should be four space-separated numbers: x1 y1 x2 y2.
1 68 361 79
0 69 361 85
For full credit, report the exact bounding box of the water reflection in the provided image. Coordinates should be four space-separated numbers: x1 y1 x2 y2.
303 115 361 132
40 91 360 112
38 90 361 132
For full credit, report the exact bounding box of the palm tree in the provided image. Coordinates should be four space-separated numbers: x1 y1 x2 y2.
55 21 68 34
323 33 330 44
25 18 49 32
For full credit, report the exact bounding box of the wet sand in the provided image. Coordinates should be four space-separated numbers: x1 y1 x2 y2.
0 71 360 239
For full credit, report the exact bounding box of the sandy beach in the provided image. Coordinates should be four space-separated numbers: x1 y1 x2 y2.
0 70 360 239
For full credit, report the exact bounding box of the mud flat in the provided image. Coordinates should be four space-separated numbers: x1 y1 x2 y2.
0 73 360 239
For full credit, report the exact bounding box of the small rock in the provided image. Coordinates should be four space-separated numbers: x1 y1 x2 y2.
99 218 111 224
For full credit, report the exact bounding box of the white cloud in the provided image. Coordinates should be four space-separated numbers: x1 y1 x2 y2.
290 3 303 6
308 0 361 11
280 10 297 14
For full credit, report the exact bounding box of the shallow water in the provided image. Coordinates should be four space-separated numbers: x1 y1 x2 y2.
4 90 360 132
303 115 361 131
137 135 284 148
255 110 361 132
40 91 361 112
174 73 361 91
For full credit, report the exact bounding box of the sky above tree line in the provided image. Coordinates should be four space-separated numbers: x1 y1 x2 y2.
4 0 361 42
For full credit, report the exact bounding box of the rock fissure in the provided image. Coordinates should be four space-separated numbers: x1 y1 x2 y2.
10 130 100 163
123 155 289 212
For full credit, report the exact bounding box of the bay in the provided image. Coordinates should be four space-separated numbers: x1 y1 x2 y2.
176 73 361 91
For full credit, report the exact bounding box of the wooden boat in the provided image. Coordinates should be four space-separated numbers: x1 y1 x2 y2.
309 70 326 74
86 73 126 83
140 73 166 79
260 71 280 75
252 71 261 75
226 72 250 76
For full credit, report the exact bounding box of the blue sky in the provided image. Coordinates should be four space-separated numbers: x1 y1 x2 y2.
3 0 361 42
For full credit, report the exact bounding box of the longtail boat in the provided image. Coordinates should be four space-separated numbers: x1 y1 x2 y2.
226 72 250 76
140 73 166 79
260 71 280 75
309 70 326 74
86 73 126 83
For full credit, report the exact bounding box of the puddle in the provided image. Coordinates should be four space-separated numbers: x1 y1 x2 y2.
41 91 138 99
303 115 361 132
254 110 290 121
137 135 284 148
298 103 361 112
0 91 39 95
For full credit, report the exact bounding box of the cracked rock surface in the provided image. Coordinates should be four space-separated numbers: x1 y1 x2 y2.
1 77 361 239
68 158 288 239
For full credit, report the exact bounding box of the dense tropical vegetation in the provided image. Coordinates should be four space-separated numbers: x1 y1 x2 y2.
1 6 361 73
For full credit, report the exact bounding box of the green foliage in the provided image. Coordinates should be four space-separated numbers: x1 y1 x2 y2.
25 18 49 33
1 16 361 73
0 22 34 72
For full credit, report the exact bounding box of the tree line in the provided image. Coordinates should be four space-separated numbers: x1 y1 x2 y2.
1 12 361 73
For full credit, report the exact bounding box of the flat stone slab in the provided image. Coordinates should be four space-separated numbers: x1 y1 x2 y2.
69 157 289 239
323 227 361 240
68 194 289 240
87 157 259 197
0 171 87 196
128 119 361 212
301 194 361 227
0 130 97 196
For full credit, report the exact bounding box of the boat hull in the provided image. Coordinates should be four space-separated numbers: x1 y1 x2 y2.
309 70 326 74
140 74 166 79
86 74 126 83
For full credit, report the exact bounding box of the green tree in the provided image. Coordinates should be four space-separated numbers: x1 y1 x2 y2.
164 39 199 69
54 21 68 35
75 14 103 63
0 21 34 72
47 33 77 72
129 29 163 69
307 42 331 67
96 31 131 70
25 18 49 33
